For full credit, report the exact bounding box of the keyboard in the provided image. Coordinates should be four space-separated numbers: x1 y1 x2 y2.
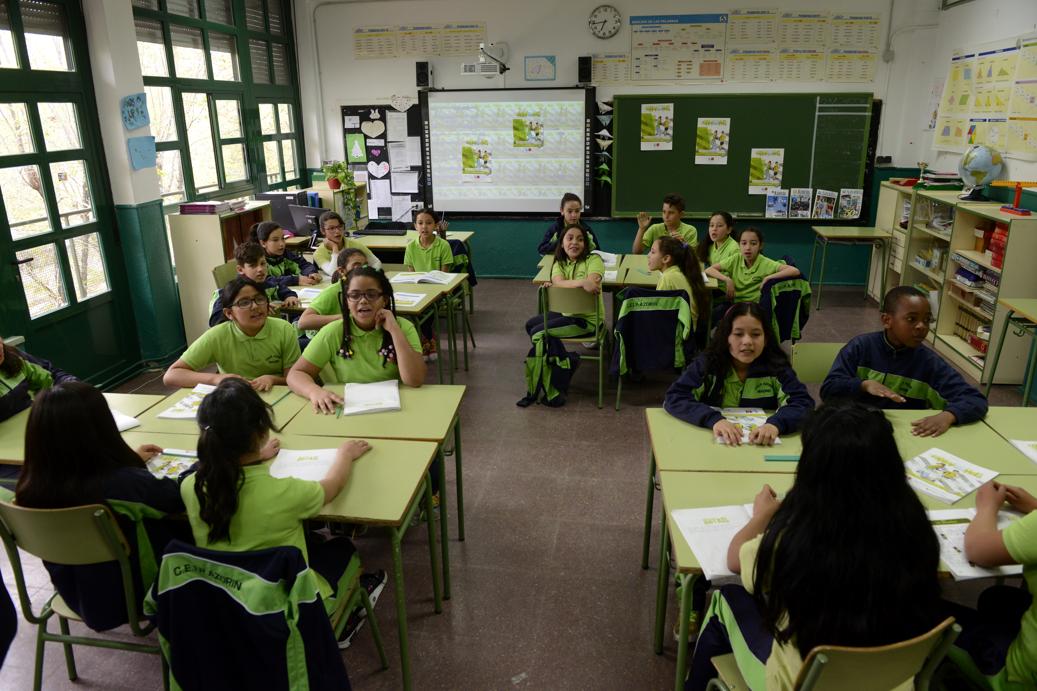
354 228 407 236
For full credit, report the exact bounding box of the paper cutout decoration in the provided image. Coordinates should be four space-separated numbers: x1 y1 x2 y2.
127 136 156 170
594 128 613 138
390 95 416 112
597 151 612 159
367 161 390 178
596 175 612 185
597 101 613 113
368 108 381 119
370 148 382 157
596 138 613 149
596 114 613 126
346 133 367 163
596 163 610 173
120 92 149 131
361 120 385 137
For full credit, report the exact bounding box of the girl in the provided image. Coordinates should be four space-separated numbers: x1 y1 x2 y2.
288 267 426 414
706 227 801 306
296 249 368 332
165 278 301 392
663 302 812 445
312 211 380 274
648 235 710 329
0 336 76 422
16 382 184 632
537 192 599 255
686 401 943 690
403 208 453 273
180 379 384 645
695 211 739 268
250 221 320 288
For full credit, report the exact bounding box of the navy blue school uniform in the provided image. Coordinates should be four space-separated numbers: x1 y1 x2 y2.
820 331 988 424
537 218 599 255
266 251 319 288
0 350 76 423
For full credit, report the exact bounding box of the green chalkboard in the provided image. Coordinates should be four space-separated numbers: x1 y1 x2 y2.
610 93 873 218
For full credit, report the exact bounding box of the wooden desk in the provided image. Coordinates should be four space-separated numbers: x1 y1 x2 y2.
531 259 626 287
283 234 310 250
353 230 474 252
808 226 891 310
618 254 719 290
389 271 471 382
983 406 1037 454
131 386 307 436
984 298 1037 403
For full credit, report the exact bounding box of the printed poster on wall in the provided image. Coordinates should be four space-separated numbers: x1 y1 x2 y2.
640 103 674 151
346 133 367 164
748 148 784 195
695 117 730 165
513 110 544 149
461 138 492 182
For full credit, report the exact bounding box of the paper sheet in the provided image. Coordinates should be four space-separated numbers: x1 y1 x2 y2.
670 504 754 580
591 250 618 267
1010 440 1037 465
388 141 409 171
391 171 419 194
147 450 197 480
343 115 360 129
270 448 337 482
386 111 408 142
603 270 618 282
929 509 1025 580
391 195 414 222
110 407 140 432
368 199 381 220
714 407 782 445
405 136 422 166
157 384 216 420
393 292 424 307
370 179 391 206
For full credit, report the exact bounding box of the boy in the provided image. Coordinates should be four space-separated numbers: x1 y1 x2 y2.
633 193 697 254
821 286 988 437
208 242 299 327
538 193 599 255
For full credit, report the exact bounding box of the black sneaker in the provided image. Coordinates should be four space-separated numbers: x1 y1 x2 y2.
337 610 365 649
358 570 388 615
516 394 537 407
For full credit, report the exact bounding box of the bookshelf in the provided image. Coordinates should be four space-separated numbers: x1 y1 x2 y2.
302 182 368 230
872 180 914 300
900 190 962 345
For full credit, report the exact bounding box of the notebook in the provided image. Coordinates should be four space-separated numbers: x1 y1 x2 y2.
270 448 337 482
341 380 401 416
389 271 455 285
671 504 755 579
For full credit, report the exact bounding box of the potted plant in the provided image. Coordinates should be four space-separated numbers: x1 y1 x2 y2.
321 161 350 190
321 162 360 226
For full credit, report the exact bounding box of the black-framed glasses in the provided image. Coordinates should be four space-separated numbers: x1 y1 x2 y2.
231 295 270 309
324 224 345 232
346 289 384 302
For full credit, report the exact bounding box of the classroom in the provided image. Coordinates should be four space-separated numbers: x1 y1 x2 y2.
1 0 1037 688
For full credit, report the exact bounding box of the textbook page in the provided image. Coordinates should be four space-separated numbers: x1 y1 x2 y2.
146 449 197 480
157 384 216 420
929 508 1024 580
342 379 401 416
393 291 424 307
389 271 455 285
296 287 324 305
906 448 997 503
1009 440 1037 465
671 505 752 579
714 407 782 445
110 408 140 432
591 250 619 267
270 448 337 482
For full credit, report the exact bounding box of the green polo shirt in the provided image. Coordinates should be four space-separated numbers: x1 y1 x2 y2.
1003 511 1037 686
181 318 301 379
313 239 380 273
403 236 453 272
718 253 786 303
656 265 698 323
551 254 605 330
308 281 345 316
302 316 421 384
641 222 698 250
709 236 740 266
0 359 52 396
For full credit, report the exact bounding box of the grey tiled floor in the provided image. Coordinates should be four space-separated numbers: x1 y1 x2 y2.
0 281 1022 689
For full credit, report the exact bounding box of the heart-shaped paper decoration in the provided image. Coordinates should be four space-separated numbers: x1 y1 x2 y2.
370 148 382 157
391 95 416 112
367 161 390 178
360 120 385 137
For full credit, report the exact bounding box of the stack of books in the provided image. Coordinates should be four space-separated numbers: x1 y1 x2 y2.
179 201 230 215
914 171 963 191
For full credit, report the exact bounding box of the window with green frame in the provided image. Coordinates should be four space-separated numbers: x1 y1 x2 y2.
132 0 304 204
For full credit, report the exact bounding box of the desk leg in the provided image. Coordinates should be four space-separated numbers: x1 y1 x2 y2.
816 239 829 311
433 303 445 384
459 289 470 371
423 475 443 612
453 418 466 541
675 573 696 691
436 447 451 600
878 239 888 305
985 309 1015 399
392 519 413 689
654 509 670 655
446 299 457 382
642 453 657 569
807 237 819 288
1023 327 1037 408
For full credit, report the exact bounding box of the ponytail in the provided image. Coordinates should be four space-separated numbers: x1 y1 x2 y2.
249 221 282 244
697 211 735 266
658 236 710 323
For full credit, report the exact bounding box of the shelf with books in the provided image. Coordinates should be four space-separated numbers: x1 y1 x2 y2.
912 223 952 242
944 291 992 322
910 262 945 285
872 181 916 301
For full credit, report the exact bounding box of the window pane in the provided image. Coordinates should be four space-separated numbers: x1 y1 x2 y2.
271 43 289 85
182 93 218 192
222 143 246 182
209 31 239 81
280 140 295 180
23 1 73 72
0 0 19 69
0 165 49 239
145 86 177 142
249 39 269 84
0 103 34 155
65 233 109 301
277 103 293 133
50 160 94 228
156 149 186 202
244 0 264 32
17 243 68 318
135 18 168 77
215 99 241 138
165 0 199 19
263 140 281 184
204 0 232 25
171 25 207 79
131 0 159 9
268 0 283 34
37 102 81 151
259 103 276 135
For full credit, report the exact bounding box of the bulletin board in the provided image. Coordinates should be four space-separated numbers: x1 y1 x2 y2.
341 104 426 222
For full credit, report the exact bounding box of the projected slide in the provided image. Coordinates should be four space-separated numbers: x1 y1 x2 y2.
425 89 589 213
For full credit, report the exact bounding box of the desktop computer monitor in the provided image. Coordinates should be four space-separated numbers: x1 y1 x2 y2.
288 204 321 239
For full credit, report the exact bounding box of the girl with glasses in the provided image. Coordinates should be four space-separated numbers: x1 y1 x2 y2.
313 211 381 275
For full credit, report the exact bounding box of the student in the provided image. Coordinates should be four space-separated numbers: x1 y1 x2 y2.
537 192 599 255
0 336 76 422
16 381 185 632
180 379 385 648
165 278 301 392
633 193 697 255
208 242 298 327
403 208 453 272
312 211 380 274
706 227 801 308
287 267 426 413
251 221 320 288
695 211 739 268
957 480 1036 688
296 249 368 333
821 286 988 436
664 302 813 445
648 235 710 329
686 401 943 690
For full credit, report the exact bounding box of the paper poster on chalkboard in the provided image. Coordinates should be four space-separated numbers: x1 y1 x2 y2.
748 148 784 194
513 111 544 149
640 103 673 151
813 189 837 219
789 188 813 218
765 189 789 218
461 139 492 182
695 117 730 164
838 188 864 219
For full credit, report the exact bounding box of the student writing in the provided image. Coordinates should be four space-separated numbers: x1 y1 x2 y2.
648 235 710 329
312 211 380 274
251 221 320 287
404 208 453 272
632 193 697 255
537 192 599 255
0 335 76 422
208 242 298 327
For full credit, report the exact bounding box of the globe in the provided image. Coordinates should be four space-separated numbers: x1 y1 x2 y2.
958 144 1004 189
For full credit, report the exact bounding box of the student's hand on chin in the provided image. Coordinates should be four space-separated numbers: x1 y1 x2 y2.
259 437 280 460
375 309 397 330
310 389 343 415
250 375 276 392
713 419 742 446
911 411 954 437
860 379 907 403
135 444 163 461
749 423 779 446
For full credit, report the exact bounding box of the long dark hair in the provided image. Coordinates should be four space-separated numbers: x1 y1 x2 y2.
338 266 398 367
249 221 282 244
656 235 709 322
701 302 788 403
194 379 277 543
330 248 368 283
213 277 267 326
753 401 941 656
0 343 24 378
552 223 592 264
696 211 734 265
17 382 144 508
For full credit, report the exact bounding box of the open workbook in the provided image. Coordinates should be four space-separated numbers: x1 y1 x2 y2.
146 449 197 480
929 509 1024 580
340 380 401 416
157 383 215 419
713 408 782 445
389 271 455 285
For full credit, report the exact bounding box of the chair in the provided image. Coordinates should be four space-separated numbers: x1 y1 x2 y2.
791 342 844 384
760 276 812 343
707 617 960 691
0 501 164 691
448 238 478 314
211 259 237 289
539 285 607 408
611 287 693 410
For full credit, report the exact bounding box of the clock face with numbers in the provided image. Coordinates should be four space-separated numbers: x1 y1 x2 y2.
588 4 622 39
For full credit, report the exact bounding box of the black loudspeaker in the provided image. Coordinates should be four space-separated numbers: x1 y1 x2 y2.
578 56 592 84
416 61 431 88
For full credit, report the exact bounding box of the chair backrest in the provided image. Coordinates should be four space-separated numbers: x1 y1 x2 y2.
791 342 844 384
795 618 959 691
0 501 128 565
544 285 598 317
761 277 812 342
212 259 237 289
612 287 693 375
